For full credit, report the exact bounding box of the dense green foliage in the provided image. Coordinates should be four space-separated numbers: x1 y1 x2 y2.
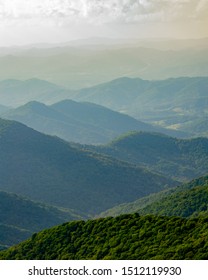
1 213 208 260
0 118 174 215
141 185 208 218
99 175 208 218
88 131 208 181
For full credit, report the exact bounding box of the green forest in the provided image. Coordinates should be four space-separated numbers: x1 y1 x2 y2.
0 213 207 260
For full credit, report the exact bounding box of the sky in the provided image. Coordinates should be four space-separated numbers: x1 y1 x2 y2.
0 0 208 46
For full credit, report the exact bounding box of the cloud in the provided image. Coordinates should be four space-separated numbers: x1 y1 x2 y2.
0 0 207 24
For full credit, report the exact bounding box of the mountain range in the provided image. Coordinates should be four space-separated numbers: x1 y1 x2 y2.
0 117 208 258
0 118 174 216
0 41 207 89
74 76 208 137
0 37 208 260
0 99 188 144
0 75 207 138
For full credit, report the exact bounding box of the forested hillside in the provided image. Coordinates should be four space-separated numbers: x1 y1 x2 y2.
1 100 174 144
1 213 207 260
0 118 175 215
0 191 81 249
83 131 208 181
99 175 208 218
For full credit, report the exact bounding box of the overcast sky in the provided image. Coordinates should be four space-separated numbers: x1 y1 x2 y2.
0 0 208 46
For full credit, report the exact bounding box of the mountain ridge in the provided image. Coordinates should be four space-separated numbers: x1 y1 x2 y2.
0 118 175 215
1 99 189 144
82 131 208 181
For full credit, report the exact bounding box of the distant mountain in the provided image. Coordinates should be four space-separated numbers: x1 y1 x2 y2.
1 75 207 137
0 118 175 215
1 100 187 144
85 131 208 181
0 78 74 107
0 44 207 89
1 213 208 260
74 76 208 136
99 175 208 218
0 190 82 249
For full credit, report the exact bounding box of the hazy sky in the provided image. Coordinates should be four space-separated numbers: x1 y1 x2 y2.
0 0 208 46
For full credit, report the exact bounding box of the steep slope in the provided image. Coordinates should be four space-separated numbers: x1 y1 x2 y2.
0 191 82 249
0 118 175 215
0 213 208 260
1 100 168 144
88 131 208 181
99 175 208 218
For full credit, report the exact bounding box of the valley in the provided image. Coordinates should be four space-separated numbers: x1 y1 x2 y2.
0 37 208 260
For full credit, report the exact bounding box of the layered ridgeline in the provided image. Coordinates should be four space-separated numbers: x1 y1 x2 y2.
99 175 208 218
1 75 208 137
0 118 175 216
0 40 207 89
0 213 207 260
86 131 208 181
1 100 183 145
0 191 82 250
74 76 208 137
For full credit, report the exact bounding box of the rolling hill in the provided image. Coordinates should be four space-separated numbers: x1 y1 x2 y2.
0 213 207 260
0 118 175 215
1 100 176 144
0 191 82 249
86 131 208 181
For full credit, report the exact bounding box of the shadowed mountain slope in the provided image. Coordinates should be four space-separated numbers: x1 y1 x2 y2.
98 175 208 218
85 131 208 181
1 100 187 144
0 118 175 215
0 191 82 249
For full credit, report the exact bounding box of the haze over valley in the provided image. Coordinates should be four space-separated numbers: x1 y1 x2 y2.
0 0 208 260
